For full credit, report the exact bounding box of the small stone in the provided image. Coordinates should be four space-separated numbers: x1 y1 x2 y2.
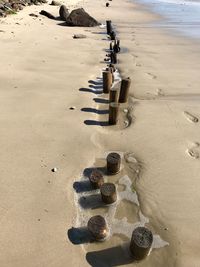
73 34 87 39
29 13 38 17
51 167 57 172
123 109 128 113
69 106 76 110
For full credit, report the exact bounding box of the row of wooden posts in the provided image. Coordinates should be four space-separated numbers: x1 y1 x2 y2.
103 21 132 125
81 21 153 261
86 151 153 260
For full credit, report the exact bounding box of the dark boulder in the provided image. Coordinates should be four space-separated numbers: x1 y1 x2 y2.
65 8 100 27
0 9 6 17
50 0 61 5
59 5 69 21
40 10 56 19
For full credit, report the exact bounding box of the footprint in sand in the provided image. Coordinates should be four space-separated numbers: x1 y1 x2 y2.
147 72 157 79
157 88 165 96
186 142 200 159
183 111 199 123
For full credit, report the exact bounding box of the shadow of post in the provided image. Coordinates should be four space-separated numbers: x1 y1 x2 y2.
79 88 103 94
68 227 95 245
84 120 109 126
86 244 134 266
81 107 109 115
73 180 94 193
78 194 107 209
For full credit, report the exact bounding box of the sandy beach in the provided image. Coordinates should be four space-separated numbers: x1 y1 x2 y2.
0 0 200 266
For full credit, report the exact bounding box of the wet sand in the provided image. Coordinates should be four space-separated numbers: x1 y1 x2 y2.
0 0 200 266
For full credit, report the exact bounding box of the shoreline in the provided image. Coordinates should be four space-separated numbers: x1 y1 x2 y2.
0 0 200 266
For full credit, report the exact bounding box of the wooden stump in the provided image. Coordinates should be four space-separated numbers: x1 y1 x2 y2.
106 20 112 35
109 102 119 125
106 152 121 174
89 169 104 189
110 42 113 51
109 88 119 103
110 52 117 64
103 71 112 94
130 227 153 260
119 77 131 103
87 215 108 241
110 31 116 40
100 182 117 204
113 39 120 53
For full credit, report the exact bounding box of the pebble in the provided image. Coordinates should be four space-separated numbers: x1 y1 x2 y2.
51 167 57 172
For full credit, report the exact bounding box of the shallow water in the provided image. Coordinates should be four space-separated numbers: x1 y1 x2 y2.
137 0 200 38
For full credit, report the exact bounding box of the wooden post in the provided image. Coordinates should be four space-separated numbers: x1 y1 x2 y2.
110 42 113 51
89 169 104 189
113 39 120 53
109 88 119 103
109 102 119 125
103 71 112 94
87 215 108 241
130 227 153 260
106 20 112 35
119 77 131 103
100 182 117 204
110 52 117 64
106 152 121 174
110 31 116 40
106 66 114 83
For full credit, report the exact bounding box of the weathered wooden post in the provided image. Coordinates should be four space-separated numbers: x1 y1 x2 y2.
110 42 113 51
87 215 108 241
106 152 121 174
110 52 117 64
106 20 112 35
119 77 131 103
130 227 153 260
106 66 114 83
103 71 112 94
89 169 104 189
113 39 120 53
109 102 119 125
100 182 117 204
109 87 119 103
110 31 116 40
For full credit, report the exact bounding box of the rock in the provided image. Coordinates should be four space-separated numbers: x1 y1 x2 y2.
59 5 69 21
73 34 86 39
0 10 6 17
50 0 60 5
40 10 56 19
65 8 100 27
106 2 109 7
29 13 38 17
51 167 58 172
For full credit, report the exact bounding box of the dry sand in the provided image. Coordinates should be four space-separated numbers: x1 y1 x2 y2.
0 0 200 266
